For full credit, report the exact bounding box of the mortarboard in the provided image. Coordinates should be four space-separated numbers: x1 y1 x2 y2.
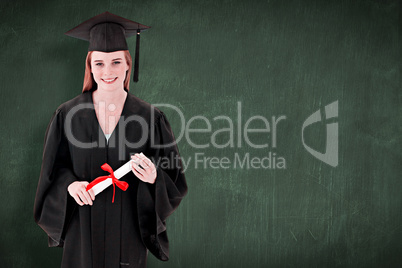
65 11 150 82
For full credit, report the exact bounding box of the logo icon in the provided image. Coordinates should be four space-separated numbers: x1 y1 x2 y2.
302 101 338 167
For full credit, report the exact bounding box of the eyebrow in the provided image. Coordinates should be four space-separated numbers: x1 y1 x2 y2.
93 58 123 62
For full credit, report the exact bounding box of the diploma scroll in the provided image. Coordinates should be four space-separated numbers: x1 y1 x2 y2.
90 160 135 196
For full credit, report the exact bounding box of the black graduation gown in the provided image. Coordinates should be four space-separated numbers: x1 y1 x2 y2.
34 89 187 268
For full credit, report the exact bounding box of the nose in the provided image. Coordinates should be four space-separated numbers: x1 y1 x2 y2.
104 64 113 76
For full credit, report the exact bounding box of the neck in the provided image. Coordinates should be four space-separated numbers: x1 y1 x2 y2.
92 88 127 106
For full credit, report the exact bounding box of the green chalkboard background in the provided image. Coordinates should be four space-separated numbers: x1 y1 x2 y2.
0 0 400 267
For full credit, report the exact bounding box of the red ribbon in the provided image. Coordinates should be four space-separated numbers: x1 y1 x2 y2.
86 163 129 203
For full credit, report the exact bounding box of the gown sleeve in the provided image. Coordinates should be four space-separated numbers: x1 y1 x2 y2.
137 111 188 261
33 108 78 247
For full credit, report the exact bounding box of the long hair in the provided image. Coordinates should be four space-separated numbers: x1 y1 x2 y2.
82 50 133 93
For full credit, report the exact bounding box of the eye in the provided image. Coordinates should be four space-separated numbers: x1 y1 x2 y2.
95 62 103 66
113 61 121 65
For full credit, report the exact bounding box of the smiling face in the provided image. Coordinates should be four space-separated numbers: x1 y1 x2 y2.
90 51 129 92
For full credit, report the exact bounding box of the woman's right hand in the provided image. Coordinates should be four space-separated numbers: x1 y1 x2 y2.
67 181 95 206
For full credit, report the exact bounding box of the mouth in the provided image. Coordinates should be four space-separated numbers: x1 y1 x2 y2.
101 77 118 84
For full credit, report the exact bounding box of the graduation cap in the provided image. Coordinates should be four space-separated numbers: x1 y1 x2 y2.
65 11 150 82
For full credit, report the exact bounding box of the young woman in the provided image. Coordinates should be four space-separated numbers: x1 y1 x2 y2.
34 12 187 268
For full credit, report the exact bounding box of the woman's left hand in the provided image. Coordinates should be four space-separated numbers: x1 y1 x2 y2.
131 153 157 184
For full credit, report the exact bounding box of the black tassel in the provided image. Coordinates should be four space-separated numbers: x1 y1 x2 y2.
133 29 140 82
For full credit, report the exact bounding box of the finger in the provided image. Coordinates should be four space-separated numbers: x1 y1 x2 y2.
131 155 142 166
139 152 148 159
132 164 146 181
134 165 145 178
133 155 153 175
144 160 156 174
73 195 84 206
136 156 152 172
132 162 144 176
138 159 156 175
132 168 146 182
138 153 152 166
134 153 145 161
78 191 91 205
77 192 89 205
139 157 153 170
137 161 151 175
151 166 157 174
82 190 93 205
143 157 153 167
133 162 155 184
87 188 95 201
131 161 143 171
131 154 141 161
78 182 88 191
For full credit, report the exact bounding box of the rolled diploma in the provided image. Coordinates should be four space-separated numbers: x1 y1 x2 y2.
90 160 134 196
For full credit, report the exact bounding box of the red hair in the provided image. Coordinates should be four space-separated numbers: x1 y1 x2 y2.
82 50 133 93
